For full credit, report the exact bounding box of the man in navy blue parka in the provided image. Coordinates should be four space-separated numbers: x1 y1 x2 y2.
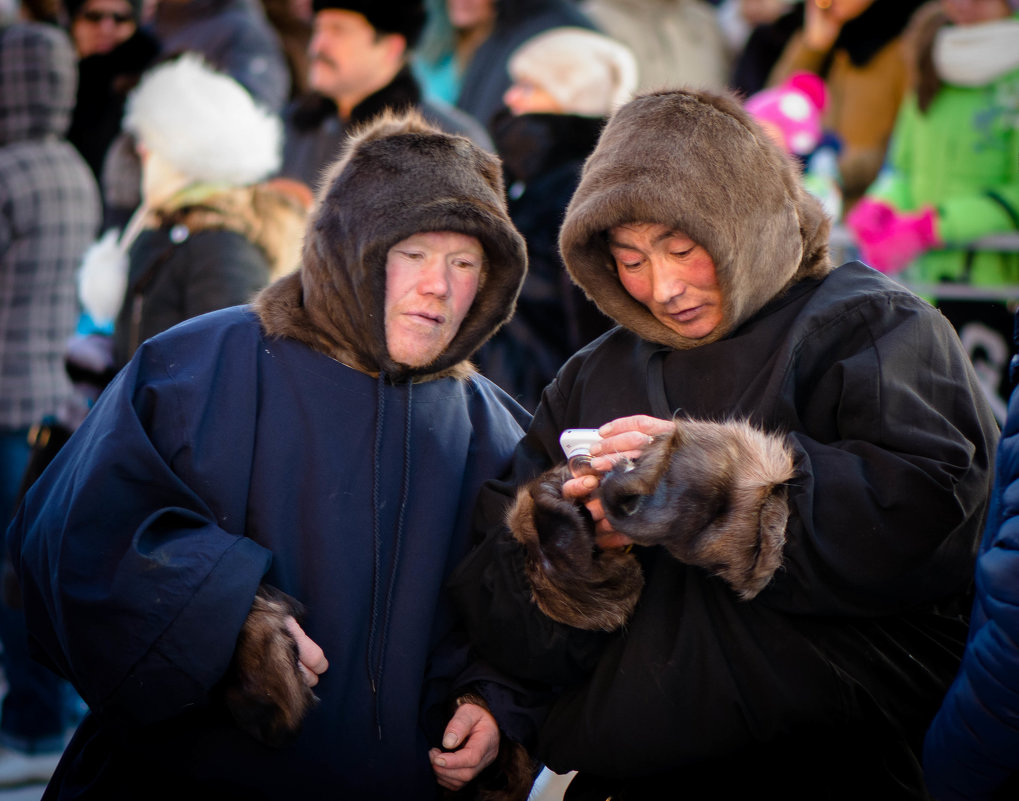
6 110 533 799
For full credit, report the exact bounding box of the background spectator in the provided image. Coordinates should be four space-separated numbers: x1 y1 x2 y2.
745 69 843 219
769 0 927 212
259 0 312 100
846 0 1019 423
454 0 597 132
97 0 292 225
728 0 803 96
148 0 290 112
412 0 469 104
580 0 730 93
0 22 100 789
77 54 306 371
64 0 161 190
477 26 635 410
280 0 491 191
924 308 1019 801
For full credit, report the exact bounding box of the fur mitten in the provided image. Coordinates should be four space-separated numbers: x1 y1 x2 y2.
507 466 644 632
223 585 318 747
600 419 796 600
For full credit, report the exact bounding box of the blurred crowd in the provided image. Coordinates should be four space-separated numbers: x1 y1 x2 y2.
0 0 1017 793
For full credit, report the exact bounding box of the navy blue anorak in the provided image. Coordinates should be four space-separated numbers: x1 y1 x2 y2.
9 307 529 798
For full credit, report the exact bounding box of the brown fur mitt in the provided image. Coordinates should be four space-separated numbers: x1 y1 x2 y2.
507 465 645 632
223 584 318 747
600 418 796 600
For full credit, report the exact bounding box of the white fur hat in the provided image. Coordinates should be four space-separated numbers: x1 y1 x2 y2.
508 27 638 118
124 54 282 186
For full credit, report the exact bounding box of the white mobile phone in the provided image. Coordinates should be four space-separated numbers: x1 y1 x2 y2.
559 429 601 476
559 428 601 459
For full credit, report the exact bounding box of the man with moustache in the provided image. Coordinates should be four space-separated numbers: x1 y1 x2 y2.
280 0 491 190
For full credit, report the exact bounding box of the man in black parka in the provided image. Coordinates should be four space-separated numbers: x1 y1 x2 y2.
450 88 1000 799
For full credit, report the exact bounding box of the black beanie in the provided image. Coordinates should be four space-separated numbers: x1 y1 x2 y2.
310 0 426 48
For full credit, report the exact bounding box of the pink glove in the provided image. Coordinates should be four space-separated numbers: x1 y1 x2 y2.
846 198 940 274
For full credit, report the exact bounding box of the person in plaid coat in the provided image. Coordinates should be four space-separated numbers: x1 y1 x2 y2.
0 21 101 786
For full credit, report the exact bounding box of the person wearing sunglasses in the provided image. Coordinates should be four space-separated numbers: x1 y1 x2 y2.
68 0 140 57
64 0 160 200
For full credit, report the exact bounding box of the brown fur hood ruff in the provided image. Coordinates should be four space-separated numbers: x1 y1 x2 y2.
254 111 527 381
560 88 833 350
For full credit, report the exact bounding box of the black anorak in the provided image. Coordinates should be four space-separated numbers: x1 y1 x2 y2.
450 89 999 798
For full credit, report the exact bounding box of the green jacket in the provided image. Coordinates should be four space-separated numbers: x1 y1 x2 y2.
870 36 1019 293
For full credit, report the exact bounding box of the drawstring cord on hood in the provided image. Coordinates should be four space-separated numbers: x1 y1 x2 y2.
367 370 414 740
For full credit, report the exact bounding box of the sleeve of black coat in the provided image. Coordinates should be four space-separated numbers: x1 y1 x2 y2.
449 383 615 688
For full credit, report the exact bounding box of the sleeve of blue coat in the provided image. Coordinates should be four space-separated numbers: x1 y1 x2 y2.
924 389 1019 801
6 332 272 728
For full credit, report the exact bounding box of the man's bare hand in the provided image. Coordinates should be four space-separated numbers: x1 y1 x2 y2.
562 414 675 549
429 702 500 791
590 414 676 470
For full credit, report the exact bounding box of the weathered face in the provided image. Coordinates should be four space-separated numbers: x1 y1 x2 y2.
71 0 136 56
307 9 401 112
384 231 484 367
608 222 724 340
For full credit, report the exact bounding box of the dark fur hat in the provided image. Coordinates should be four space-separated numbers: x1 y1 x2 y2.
310 0 426 48
254 110 527 381
560 88 834 351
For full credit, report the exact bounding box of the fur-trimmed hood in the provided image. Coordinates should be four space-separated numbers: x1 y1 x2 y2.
560 88 833 351
254 111 527 381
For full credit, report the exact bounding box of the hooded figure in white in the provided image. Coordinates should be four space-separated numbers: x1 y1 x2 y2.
77 54 308 368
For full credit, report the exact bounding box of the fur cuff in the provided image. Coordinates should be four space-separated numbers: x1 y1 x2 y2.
507 466 644 632
223 585 318 746
600 419 795 599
